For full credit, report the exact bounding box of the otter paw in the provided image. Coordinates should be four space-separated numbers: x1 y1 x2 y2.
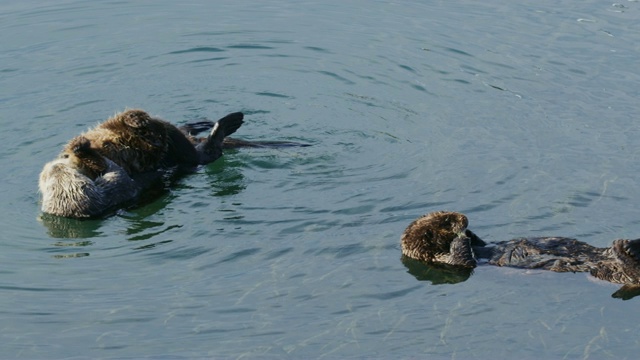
447 236 477 268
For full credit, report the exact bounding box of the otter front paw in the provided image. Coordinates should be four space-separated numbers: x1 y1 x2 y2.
448 235 477 268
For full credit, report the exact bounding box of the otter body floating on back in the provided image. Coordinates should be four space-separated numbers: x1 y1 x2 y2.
39 109 307 219
401 211 640 286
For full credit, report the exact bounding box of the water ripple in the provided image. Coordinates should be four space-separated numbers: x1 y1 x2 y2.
303 243 373 259
358 285 422 300
227 44 274 50
168 47 225 54
255 91 292 99
143 246 211 261
317 70 356 85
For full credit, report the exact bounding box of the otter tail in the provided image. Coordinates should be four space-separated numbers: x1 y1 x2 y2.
196 112 244 164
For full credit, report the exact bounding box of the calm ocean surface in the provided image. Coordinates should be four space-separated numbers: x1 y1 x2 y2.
2 0 640 358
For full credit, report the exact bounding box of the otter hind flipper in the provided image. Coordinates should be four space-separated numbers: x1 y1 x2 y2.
213 112 244 138
179 120 215 136
196 112 244 164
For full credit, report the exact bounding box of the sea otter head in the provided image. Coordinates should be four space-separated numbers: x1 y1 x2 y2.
401 211 471 263
439 212 469 236
61 136 109 180
105 109 168 151
38 154 106 218
38 136 114 217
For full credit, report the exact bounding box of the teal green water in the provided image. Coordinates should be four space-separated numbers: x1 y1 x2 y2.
2 0 640 358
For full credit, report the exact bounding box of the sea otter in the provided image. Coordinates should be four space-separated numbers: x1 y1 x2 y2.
39 109 245 218
74 109 244 173
39 136 146 218
401 211 640 286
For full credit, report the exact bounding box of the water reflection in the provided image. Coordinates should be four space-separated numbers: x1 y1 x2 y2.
204 156 247 197
402 255 640 300
49 239 92 259
401 255 472 285
611 285 640 301
38 213 104 239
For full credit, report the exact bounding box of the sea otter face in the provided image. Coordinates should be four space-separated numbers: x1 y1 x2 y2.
440 212 469 236
62 136 108 180
401 211 471 263
425 212 469 253
119 109 167 149
40 136 116 217
38 156 105 218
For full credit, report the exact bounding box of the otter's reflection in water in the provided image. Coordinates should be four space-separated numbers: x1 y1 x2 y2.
39 213 104 239
611 285 640 300
204 156 247 197
402 255 640 301
401 255 473 285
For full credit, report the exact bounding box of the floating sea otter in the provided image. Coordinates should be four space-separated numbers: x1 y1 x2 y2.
39 109 304 218
401 211 640 296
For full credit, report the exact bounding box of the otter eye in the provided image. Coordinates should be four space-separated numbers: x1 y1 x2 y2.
61 154 69 158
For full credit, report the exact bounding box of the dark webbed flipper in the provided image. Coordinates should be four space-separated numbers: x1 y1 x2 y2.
179 116 310 149
179 121 215 136
196 112 245 164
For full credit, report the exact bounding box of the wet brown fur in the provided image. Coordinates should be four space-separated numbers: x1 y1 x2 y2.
76 109 199 174
63 136 109 180
39 147 140 218
40 109 310 219
401 211 481 267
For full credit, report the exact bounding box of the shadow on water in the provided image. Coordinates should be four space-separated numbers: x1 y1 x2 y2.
401 255 640 301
